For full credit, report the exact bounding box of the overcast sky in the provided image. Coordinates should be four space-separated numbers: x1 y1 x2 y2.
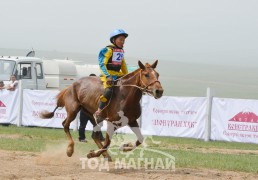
1 0 258 66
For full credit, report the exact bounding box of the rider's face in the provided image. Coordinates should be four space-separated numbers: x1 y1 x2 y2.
114 36 126 48
11 76 16 82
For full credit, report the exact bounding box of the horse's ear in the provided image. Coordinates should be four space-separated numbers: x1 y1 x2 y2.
138 60 145 70
151 60 158 69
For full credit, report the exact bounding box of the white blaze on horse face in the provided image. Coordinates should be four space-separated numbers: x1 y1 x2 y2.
151 71 157 80
151 71 163 99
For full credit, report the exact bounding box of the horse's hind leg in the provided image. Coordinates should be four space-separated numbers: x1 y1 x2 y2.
87 124 114 161
79 110 111 160
62 102 80 157
89 118 112 161
92 130 112 161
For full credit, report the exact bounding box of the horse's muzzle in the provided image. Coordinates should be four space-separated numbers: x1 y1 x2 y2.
153 88 164 99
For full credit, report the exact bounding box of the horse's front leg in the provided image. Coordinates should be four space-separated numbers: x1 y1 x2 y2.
87 123 114 161
120 120 144 152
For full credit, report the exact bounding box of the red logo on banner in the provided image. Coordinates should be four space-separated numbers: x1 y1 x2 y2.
0 101 6 107
229 110 258 123
225 109 258 136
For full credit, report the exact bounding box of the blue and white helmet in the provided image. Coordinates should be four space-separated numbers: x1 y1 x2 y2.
110 29 128 43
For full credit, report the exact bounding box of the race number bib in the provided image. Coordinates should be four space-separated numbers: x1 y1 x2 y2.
112 49 124 65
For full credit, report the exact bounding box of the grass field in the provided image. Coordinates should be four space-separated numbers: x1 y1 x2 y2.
0 125 257 173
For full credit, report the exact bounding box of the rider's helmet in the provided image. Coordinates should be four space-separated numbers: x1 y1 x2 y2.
110 29 128 43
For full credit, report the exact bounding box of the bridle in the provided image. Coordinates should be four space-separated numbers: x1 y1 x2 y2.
114 69 160 95
139 70 160 94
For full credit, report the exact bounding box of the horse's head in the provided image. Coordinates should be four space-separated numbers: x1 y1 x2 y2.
138 60 164 99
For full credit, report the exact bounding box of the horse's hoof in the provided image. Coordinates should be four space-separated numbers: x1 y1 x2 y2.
119 143 134 152
66 144 74 157
66 149 73 157
87 153 92 159
120 142 133 148
87 150 95 159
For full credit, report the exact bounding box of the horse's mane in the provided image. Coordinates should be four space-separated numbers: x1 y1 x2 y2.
119 68 141 84
120 63 153 81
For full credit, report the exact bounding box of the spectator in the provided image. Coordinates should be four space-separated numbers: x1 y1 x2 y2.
0 81 5 90
7 75 18 91
79 109 104 142
78 74 105 142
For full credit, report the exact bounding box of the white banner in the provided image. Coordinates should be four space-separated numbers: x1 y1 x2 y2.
0 89 19 124
22 89 70 128
211 98 258 144
141 96 207 138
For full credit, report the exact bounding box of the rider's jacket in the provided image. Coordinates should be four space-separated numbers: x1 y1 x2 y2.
98 44 128 78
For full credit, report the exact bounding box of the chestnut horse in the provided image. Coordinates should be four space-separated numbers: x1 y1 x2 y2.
40 60 163 161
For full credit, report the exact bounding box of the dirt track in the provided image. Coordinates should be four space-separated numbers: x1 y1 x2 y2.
0 147 257 180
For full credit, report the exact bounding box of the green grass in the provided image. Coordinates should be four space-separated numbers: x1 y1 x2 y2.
0 125 95 151
161 149 258 173
0 125 66 140
0 138 46 151
0 125 258 173
153 136 258 150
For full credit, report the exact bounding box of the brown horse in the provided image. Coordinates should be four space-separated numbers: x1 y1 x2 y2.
40 60 163 161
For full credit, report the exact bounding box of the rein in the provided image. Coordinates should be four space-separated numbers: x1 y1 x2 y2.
113 69 160 95
97 69 160 116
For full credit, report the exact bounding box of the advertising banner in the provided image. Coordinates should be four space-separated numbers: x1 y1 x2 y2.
22 89 68 128
211 98 258 144
0 89 19 124
141 96 207 138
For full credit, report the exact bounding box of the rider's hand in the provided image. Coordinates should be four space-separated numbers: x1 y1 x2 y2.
106 76 113 86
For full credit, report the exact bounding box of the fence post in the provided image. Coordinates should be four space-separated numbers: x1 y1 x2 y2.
204 87 213 141
17 81 23 127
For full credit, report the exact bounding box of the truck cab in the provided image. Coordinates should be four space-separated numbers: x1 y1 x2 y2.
0 56 46 90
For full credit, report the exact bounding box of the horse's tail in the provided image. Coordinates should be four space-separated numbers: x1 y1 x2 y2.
40 87 69 119
40 106 58 119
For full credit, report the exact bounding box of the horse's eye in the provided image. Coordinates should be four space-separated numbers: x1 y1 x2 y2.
145 74 150 78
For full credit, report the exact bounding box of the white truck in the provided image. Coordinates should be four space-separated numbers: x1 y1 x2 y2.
0 56 137 90
0 56 100 90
